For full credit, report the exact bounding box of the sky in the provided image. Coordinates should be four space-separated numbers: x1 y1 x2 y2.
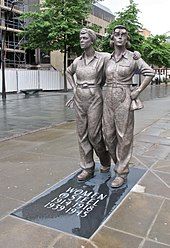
101 0 170 35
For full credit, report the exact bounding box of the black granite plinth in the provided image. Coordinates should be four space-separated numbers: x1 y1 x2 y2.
11 165 146 238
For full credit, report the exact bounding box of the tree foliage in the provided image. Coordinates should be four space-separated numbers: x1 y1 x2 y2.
141 35 170 68
99 0 144 53
164 42 170 68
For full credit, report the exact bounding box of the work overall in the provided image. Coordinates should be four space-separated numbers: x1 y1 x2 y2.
67 52 110 170
103 50 155 178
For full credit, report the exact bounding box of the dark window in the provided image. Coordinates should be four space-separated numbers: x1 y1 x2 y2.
92 5 114 22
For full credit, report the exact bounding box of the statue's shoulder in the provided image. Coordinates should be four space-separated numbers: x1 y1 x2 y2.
72 56 81 65
126 50 134 58
75 56 81 62
96 51 111 59
126 50 141 60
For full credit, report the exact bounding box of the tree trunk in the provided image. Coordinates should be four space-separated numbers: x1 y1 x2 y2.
158 69 161 84
63 41 67 92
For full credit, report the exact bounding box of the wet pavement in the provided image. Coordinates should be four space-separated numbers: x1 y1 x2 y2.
0 84 170 248
0 91 75 140
0 84 169 140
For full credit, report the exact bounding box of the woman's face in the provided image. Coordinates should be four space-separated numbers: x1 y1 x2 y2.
80 32 93 49
112 28 128 47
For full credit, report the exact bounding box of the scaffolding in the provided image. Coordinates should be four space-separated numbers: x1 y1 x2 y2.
0 0 26 68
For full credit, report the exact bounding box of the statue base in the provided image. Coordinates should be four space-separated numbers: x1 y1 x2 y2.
11 164 146 238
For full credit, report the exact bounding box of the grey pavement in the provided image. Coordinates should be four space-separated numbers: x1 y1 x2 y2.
0 91 75 140
0 84 170 248
0 84 169 140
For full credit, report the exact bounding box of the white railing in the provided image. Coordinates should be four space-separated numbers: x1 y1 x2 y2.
0 69 65 92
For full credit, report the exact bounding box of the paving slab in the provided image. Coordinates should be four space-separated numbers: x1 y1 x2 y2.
130 154 158 168
152 160 170 173
140 171 170 199
142 240 170 248
148 199 170 245
0 216 63 248
91 226 143 248
104 192 164 237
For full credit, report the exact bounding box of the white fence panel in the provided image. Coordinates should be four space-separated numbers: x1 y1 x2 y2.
40 70 64 90
0 69 74 92
17 70 39 90
0 69 18 92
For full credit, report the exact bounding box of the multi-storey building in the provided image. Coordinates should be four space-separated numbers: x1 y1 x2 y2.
0 0 26 68
0 1 114 70
87 2 114 36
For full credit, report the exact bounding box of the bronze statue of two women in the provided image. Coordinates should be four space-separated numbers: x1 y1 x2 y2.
66 26 154 188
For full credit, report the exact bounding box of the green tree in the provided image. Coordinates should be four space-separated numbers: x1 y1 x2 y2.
20 0 98 91
141 35 170 82
164 42 170 68
141 35 170 68
99 0 144 53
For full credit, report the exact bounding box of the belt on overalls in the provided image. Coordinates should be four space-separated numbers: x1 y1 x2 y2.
76 83 100 88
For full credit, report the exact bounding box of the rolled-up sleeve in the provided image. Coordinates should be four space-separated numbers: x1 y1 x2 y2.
136 58 155 77
67 59 78 76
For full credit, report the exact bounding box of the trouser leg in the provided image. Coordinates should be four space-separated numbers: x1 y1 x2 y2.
74 89 95 170
114 88 134 178
103 87 134 178
75 108 94 170
88 93 111 167
103 98 117 165
114 106 134 178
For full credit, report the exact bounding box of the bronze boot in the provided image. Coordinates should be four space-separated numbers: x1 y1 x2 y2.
77 168 94 181
111 176 126 188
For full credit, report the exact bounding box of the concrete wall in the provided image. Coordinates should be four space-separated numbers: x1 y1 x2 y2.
50 51 64 71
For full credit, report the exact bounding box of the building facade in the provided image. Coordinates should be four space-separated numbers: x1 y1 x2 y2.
87 3 114 36
139 28 151 38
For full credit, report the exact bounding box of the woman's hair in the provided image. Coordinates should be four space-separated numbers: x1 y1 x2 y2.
110 25 131 48
80 28 97 43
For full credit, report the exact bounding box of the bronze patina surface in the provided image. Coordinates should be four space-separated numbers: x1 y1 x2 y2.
103 25 155 187
66 28 110 180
